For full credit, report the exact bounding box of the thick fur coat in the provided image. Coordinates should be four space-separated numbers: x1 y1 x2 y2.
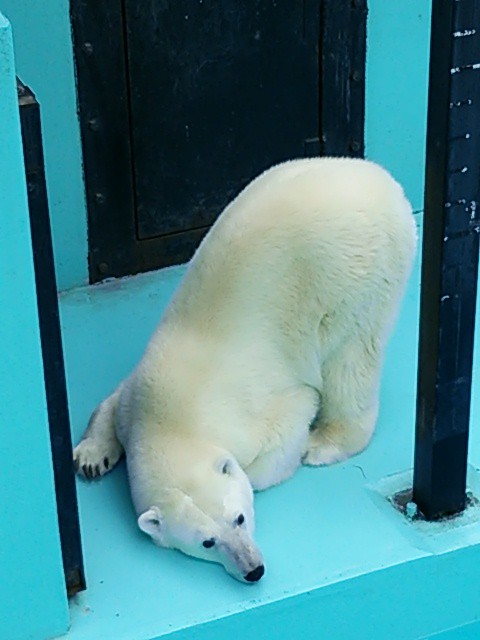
74 158 417 581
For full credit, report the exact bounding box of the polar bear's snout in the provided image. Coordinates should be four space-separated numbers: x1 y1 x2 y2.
218 530 265 582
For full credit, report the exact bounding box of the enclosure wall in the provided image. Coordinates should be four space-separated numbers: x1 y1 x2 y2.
0 0 88 291
0 14 70 640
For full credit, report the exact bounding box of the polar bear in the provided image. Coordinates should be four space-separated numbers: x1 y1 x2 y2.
74 157 417 583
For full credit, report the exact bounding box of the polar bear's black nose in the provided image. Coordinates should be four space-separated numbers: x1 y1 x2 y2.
244 565 265 582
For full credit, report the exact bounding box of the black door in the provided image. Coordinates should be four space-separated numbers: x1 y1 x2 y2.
126 2 320 240
71 0 366 282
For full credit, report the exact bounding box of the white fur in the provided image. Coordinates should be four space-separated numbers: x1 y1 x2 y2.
74 158 417 581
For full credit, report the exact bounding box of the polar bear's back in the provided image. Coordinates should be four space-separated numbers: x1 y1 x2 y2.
129 158 416 452
167 158 416 336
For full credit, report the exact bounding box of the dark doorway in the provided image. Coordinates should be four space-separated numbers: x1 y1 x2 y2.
71 0 367 283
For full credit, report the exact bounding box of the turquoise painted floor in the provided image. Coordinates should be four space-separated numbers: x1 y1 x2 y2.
59 215 480 640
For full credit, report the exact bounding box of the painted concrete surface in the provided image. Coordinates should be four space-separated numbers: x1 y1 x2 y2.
0 14 69 640
1 0 431 290
58 215 480 640
425 621 480 640
0 0 88 291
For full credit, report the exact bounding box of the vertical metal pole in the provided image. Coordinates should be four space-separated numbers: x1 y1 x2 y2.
413 0 480 520
18 80 86 596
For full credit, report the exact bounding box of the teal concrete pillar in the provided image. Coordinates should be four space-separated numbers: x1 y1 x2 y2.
0 14 70 640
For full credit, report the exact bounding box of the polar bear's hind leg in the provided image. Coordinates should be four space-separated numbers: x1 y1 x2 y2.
302 331 382 467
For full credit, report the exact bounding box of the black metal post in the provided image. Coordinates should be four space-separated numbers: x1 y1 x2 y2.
413 0 480 520
17 80 86 595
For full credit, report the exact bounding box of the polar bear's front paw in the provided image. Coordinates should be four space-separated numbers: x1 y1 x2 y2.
302 442 349 467
73 437 123 479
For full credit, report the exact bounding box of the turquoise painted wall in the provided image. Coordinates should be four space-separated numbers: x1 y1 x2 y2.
0 0 88 291
366 0 431 212
0 0 431 290
0 15 69 640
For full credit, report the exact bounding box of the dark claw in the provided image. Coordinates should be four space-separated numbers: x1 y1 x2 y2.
104 457 109 470
82 463 89 478
74 458 79 473
88 464 93 478
94 464 100 477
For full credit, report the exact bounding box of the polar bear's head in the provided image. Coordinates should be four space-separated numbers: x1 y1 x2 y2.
136 446 264 582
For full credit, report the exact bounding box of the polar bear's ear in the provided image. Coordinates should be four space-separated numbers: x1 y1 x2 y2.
217 458 234 476
138 507 164 536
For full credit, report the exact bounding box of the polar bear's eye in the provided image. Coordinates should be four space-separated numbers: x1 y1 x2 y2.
202 538 216 549
236 514 245 526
